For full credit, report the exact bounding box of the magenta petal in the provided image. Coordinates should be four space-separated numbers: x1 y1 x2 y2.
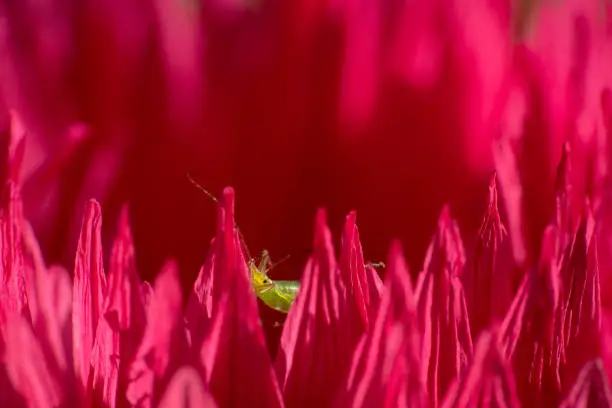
364 264 383 321
158 367 218 408
415 206 473 406
32 265 73 381
560 360 612 408
89 316 120 408
19 218 46 329
0 182 30 320
554 143 574 253
500 225 565 406
2 313 63 408
102 205 147 406
275 209 362 407
104 206 146 333
15 210 75 400
441 329 520 408
468 172 511 336
72 199 108 392
561 205 602 389
0 110 26 185
185 241 216 351
339 211 371 331
339 241 428 408
199 187 283 408
126 260 186 407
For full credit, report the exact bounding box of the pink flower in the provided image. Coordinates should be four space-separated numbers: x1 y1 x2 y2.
2 0 612 407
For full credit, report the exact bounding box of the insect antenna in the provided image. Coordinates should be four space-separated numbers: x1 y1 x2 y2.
187 173 254 263
270 254 290 271
187 173 220 204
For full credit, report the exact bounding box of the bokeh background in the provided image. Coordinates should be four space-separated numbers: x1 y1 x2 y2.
0 0 611 306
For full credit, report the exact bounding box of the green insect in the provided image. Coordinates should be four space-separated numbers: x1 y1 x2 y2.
248 250 300 313
187 174 301 313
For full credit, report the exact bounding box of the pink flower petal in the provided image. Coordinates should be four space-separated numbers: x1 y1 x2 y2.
102 205 147 406
364 264 383 322
554 142 574 253
199 187 283 408
560 204 602 389
339 211 371 331
72 199 108 392
500 225 565 406
19 218 46 330
126 260 186 407
339 241 428 408
415 205 473 406
2 313 63 408
276 208 363 407
185 241 216 351
32 265 73 384
17 213 76 401
104 206 146 333
495 47 558 268
467 172 511 336
560 359 612 408
158 367 218 408
0 110 26 186
441 329 520 408
89 316 120 408
0 182 29 321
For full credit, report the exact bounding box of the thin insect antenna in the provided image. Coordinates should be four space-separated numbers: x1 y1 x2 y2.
186 173 219 203
187 173 254 262
270 254 290 271
236 226 254 262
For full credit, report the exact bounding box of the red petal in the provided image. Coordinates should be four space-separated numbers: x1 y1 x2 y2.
89 316 120 408
0 110 26 185
415 206 473 406
32 265 73 382
468 172 511 336
339 241 428 408
199 187 283 408
339 211 371 331
561 205 602 389
104 206 145 333
102 205 147 406
126 260 186 407
554 142 574 253
500 225 565 406
494 46 561 268
0 182 29 320
158 367 218 408
72 199 108 392
275 208 361 407
12 209 75 402
2 313 63 408
185 241 216 351
560 360 612 408
364 264 383 322
441 329 520 408
19 218 46 331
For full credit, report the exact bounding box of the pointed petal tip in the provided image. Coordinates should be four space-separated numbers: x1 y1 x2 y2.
159 367 218 408
314 208 330 245
387 240 409 275
439 204 452 224
221 186 235 205
442 327 519 408
561 359 612 408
